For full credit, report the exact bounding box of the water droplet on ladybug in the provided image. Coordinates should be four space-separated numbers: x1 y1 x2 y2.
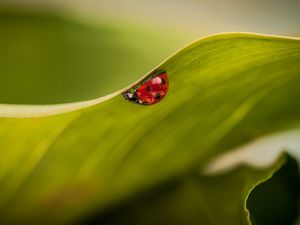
122 71 169 105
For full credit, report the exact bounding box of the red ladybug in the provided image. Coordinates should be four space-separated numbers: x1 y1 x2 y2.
122 71 169 105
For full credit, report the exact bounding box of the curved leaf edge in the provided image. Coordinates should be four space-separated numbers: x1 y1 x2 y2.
0 32 299 118
245 153 300 225
75 153 300 225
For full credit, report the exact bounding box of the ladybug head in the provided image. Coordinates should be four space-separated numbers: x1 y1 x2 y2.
122 91 140 104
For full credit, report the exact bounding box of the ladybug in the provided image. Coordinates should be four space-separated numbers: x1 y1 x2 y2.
122 71 169 105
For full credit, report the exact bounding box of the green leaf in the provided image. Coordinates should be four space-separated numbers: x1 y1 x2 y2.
82 154 299 225
247 155 300 225
0 8 300 225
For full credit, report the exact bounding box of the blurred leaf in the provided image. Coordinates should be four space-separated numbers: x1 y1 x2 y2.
82 154 299 225
247 155 300 225
0 8 300 225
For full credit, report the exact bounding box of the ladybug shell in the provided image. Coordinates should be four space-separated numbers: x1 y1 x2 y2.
136 73 168 105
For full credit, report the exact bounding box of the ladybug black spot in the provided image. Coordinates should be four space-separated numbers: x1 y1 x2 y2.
154 93 161 100
161 78 166 85
146 86 151 92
